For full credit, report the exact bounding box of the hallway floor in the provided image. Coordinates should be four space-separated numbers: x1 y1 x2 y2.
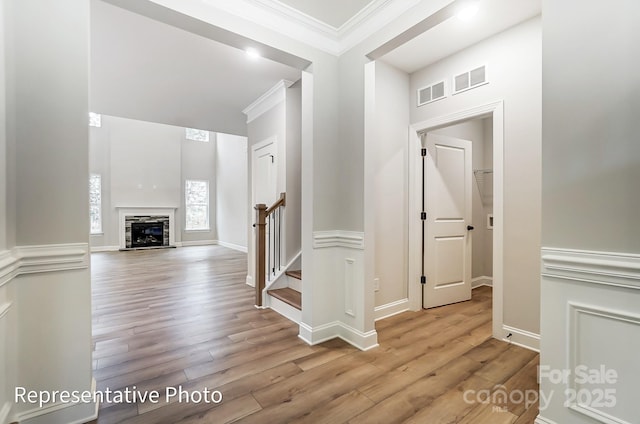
89 245 538 423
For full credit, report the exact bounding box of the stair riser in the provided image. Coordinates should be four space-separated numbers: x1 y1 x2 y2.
288 275 302 292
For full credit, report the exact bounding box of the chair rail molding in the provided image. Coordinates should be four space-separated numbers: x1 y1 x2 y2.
313 231 364 249
0 243 90 288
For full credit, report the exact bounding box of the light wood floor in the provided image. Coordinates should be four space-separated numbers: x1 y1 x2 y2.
90 245 539 424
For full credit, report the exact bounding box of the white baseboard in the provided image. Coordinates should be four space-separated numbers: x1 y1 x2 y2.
179 240 218 247
90 245 119 253
217 241 248 253
535 416 558 424
246 275 254 287
375 298 409 321
12 378 98 424
502 324 540 352
0 401 11 424
299 321 378 351
472 276 493 288
268 295 301 324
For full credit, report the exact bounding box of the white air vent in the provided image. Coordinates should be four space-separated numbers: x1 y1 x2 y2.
453 65 488 94
417 80 446 106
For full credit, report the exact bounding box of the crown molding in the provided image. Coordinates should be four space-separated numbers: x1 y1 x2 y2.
199 0 422 56
243 79 293 123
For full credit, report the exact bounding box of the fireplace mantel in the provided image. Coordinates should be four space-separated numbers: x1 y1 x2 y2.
118 207 178 249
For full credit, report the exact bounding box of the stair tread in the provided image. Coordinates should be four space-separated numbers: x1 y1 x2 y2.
268 287 301 310
286 270 302 280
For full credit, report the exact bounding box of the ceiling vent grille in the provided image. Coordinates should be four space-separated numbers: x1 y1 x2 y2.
417 80 446 106
453 65 488 94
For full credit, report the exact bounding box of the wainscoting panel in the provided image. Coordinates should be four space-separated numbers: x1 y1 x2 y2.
537 248 640 424
301 232 377 351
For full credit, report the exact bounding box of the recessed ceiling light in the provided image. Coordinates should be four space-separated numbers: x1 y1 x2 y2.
246 48 260 60
457 2 479 21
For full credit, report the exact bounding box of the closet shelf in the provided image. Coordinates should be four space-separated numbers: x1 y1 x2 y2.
473 169 493 205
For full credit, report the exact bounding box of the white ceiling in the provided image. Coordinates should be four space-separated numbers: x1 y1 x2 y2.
276 0 376 28
380 0 542 73
91 0 541 135
91 0 301 136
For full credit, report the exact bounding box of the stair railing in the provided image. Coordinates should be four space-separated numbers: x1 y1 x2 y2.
254 192 286 307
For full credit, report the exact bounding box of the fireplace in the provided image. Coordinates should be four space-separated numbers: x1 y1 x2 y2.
117 207 177 250
131 222 164 248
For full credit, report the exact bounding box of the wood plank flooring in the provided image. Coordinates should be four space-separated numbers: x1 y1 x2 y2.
90 246 539 424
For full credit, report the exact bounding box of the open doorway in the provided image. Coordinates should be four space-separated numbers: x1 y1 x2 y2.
408 101 504 339
420 117 494 308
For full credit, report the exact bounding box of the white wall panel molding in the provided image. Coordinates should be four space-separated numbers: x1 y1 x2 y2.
243 80 292 124
567 302 640 424
313 231 364 249
542 248 640 290
344 258 356 317
0 244 89 288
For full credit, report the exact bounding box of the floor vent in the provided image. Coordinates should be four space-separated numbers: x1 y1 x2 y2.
417 80 446 106
453 65 487 94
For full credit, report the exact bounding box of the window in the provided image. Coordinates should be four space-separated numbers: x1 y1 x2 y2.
89 112 102 128
89 174 102 234
185 180 209 230
185 128 210 142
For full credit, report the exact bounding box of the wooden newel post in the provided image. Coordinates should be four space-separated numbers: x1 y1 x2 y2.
254 203 268 307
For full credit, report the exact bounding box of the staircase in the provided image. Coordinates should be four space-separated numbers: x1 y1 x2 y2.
267 270 302 323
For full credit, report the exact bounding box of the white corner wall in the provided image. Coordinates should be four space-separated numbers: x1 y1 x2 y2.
216 133 248 252
2 0 96 423
410 17 541 342
539 1 640 423
364 60 410 320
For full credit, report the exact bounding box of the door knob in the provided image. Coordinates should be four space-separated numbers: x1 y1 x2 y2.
467 225 474 231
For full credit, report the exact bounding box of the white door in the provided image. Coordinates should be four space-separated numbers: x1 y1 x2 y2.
423 133 473 308
252 139 277 208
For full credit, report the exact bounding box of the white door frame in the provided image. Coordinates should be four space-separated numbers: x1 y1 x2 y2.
408 100 504 339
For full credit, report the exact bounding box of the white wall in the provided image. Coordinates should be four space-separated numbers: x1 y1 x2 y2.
410 17 541 339
0 0 7 253
2 0 96 423
539 1 640 423
89 115 219 248
365 60 410 315
432 118 493 279
216 133 248 251
109 117 182 208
